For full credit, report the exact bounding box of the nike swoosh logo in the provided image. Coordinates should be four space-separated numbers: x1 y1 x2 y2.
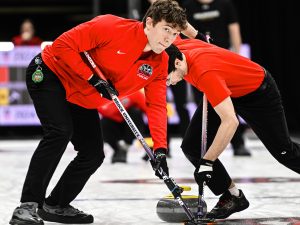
117 50 126 54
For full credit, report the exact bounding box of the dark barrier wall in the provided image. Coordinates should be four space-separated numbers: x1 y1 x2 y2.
232 0 300 132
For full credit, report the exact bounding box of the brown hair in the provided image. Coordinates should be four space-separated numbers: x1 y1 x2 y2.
142 0 187 31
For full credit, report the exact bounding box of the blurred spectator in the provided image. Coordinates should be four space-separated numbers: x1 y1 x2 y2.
168 81 190 139
98 90 148 163
12 19 43 46
182 0 251 156
182 0 241 52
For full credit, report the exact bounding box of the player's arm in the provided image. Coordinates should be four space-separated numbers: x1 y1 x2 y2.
144 76 168 150
181 22 198 39
180 22 211 42
228 22 242 54
203 97 239 161
144 71 169 179
51 15 114 80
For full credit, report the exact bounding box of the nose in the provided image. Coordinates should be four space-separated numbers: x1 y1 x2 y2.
164 33 174 45
164 37 170 46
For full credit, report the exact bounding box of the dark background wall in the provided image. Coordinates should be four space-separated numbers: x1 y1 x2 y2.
1 0 299 134
232 0 300 132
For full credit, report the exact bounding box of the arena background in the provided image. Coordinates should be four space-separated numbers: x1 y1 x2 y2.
0 0 299 138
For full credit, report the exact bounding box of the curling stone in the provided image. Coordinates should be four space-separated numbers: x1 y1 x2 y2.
156 187 207 223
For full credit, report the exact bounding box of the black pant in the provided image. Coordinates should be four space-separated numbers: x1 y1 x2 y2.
21 54 105 207
101 107 146 152
170 81 190 138
182 70 300 195
171 80 247 149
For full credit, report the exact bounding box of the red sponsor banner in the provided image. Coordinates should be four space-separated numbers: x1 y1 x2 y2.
0 67 9 83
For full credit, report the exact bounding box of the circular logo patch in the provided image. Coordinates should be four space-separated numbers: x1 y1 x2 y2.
32 69 44 83
137 64 153 80
34 57 42 65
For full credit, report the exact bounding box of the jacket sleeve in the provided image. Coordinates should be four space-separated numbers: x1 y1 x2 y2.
50 15 115 80
131 90 147 113
144 62 168 150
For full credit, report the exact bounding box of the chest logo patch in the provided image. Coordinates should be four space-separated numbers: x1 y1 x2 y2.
137 64 153 80
117 50 126 55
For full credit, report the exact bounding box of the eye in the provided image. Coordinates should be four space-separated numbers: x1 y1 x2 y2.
164 27 170 33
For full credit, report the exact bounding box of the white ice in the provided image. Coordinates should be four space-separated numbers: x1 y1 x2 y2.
1 131 300 225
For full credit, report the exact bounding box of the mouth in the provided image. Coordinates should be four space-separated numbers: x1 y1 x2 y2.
159 42 167 48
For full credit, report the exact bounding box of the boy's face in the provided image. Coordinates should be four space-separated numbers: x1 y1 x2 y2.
144 17 181 54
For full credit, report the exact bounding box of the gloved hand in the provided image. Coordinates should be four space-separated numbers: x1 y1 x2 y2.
150 148 169 179
194 159 214 186
88 74 119 100
195 32 214 43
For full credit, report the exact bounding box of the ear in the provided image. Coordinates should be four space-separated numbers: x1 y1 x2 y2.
145 17 153 29
175 58 181 69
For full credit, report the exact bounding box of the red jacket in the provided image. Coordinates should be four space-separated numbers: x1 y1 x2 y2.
41 14 168 150
98 90 147 123
174 38 265 107
12 35 43 46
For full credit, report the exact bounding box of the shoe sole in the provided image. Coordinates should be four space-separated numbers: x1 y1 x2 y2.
214 202 250 219
208 202 250 219
111 160 127 163
38 209 93 224
9 218 44 225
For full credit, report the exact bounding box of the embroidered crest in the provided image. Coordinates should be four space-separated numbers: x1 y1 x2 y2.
32 69 44 83
34 57 42 65
137 64 153 80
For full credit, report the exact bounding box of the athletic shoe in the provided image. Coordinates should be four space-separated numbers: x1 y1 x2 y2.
111 149 127 163
37 203 93 224
142 153 150 161
233 146 251 156
9 202 44 225
206 189 249 219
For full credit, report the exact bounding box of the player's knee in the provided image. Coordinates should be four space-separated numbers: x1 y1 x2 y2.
80 151 105 172
46 124 73 143
182 152 200 168
276 154 299 172
89 152 105 169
